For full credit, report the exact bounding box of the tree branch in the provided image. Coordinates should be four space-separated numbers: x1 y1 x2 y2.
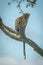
0 18 43 57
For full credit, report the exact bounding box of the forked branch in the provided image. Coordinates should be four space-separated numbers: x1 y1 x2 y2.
0 18 43 57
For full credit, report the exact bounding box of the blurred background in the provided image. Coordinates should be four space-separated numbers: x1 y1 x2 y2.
0 0 43 65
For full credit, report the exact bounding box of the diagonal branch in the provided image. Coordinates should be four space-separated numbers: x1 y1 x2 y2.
0 18 43 57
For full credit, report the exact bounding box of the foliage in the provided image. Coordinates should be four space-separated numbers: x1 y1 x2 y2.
8 0 37 13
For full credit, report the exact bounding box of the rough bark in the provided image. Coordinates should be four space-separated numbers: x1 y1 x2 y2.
0 18 43 57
